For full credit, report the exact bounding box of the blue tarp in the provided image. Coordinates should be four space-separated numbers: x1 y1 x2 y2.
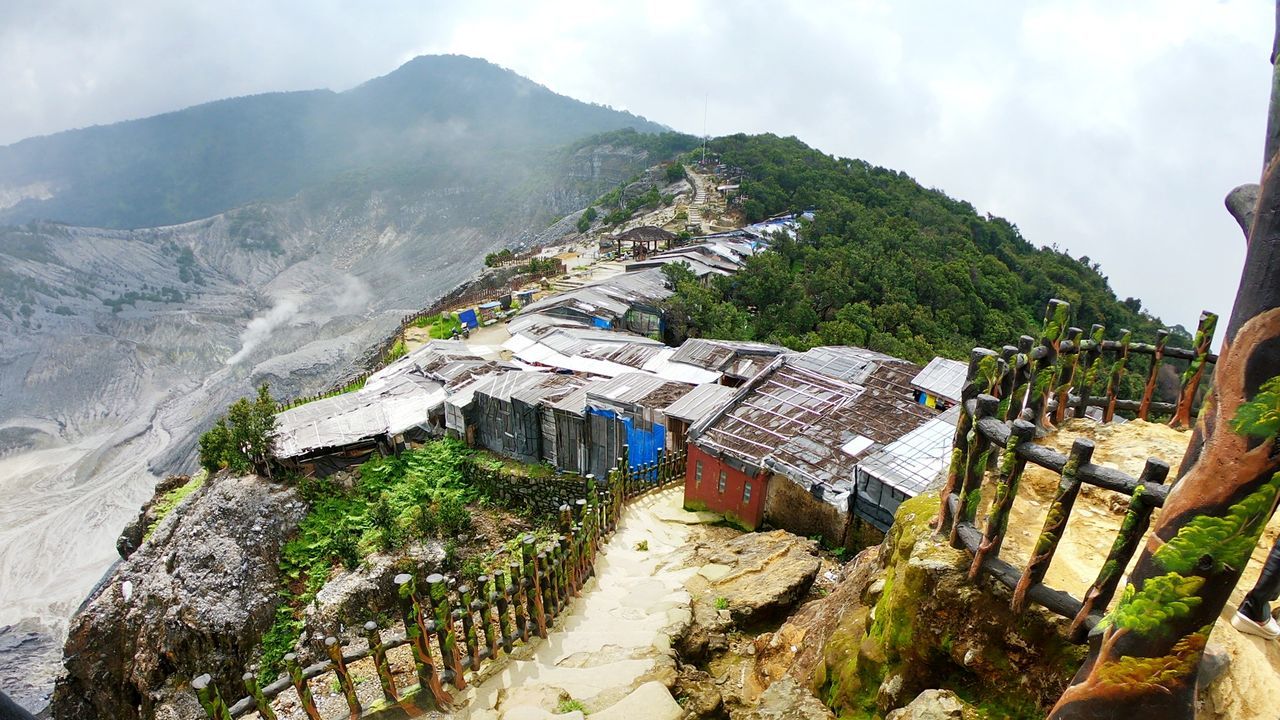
458 308 479 329
623 417 665 476
592 316 612 329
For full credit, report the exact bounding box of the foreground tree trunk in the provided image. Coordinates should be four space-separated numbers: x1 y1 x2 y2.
1049 8 1280 718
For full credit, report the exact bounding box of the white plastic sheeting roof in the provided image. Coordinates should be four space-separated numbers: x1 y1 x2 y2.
857 405 961 496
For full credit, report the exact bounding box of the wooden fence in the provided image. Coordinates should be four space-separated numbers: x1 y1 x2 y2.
936 299 1217 642
192 447 687 719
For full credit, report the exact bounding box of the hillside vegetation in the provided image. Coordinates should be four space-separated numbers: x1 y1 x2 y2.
664 134 1184 363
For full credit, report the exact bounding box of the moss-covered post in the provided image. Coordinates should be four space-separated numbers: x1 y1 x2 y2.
425 573 466 690
456 583 480 671
1052 327 1084 424
969 419 1035 579
1028 300 1070 433
493 569 514 653
191 674 232 720
242 671 278 720
283 653 322 720
1012 439 1094 614
949 394 999 549
1073 324 1106 417
509 559 530 642
1168 311 1218 429
1052 16 1280 713
935 348 998 534
324 636 361 720
363 620 400 705
1003 335 1035 422
1068 459 1171 641
394 573 451 708
1102 329 1133 423
475 575 499 661
1137 328 1170 420
522 535 549 638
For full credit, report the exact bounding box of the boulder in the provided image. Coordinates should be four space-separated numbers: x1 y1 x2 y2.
730 678 834 720
696 531 820 623
884 690 975 720
116 475 192 559
50 473 307 720
674 667 725 720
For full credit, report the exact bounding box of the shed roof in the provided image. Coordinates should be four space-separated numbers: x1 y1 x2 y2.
663 382 738 424
585 372 693 411
616 225 677 243
910 356 967 404
669 338 786 374
787 346 897 385
857 405 961 496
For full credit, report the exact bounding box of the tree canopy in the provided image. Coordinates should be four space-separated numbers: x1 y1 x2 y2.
663 134 1184 363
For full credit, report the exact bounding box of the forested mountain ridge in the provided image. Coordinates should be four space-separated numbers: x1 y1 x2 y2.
0 54 666 229
666 134 1183 364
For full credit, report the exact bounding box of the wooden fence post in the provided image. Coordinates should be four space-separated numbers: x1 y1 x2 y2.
1052 328 1084 425
1028 299 1070 432
191 674 232 720
1067 458 1170 642
509 559 530 642
949 394 999 549
1012 439 1094 614
475 574 499 661
283 653 322 720
1073 324 1106 416
425 573 467 689
1137 328 1170 420
522 536 549 638
1169 311 1218 429
393 573 451 708
969 419 1036 579
1005 335 1035 422
242 671 278 720
936 349 998 534
324 636 361 720
1102 329 1132 423
363 620 400 704
456 583 480 671
493 568 515 652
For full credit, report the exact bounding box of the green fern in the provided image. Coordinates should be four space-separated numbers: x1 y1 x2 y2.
1154 472 1280 575
1098 573 1204 636
1230 375 1280 440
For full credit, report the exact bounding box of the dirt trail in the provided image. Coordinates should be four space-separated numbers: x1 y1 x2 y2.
997 418 1280 720
455 487 721 720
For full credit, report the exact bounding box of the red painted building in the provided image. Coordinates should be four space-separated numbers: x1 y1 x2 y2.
683 443 768 529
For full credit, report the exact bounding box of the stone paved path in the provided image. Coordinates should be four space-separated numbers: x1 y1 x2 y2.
457 487 719 720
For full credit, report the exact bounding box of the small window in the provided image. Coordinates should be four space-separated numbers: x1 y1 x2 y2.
718 470 727 494
695 460 703 486
742 481 752 504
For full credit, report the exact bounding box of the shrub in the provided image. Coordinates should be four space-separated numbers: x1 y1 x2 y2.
438 495 473 535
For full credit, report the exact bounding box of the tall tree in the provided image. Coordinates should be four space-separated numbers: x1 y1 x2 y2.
1049 7 1280 717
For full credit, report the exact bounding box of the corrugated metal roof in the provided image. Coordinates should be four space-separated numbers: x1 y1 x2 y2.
857 405 961 496
585 371 693 410
669 338 785 373
910 356 967 404
786 346 896 385
662 382 737 423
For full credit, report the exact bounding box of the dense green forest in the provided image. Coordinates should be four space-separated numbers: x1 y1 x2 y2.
663 134 1185 364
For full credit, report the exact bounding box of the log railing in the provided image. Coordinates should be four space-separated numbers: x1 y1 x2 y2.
936 299 1216 642
192 446 687 719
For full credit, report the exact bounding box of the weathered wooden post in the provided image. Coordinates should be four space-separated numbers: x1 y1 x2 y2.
1072 324 1106 417
1028 300 1070 433
509 559 530 642
283 653 322 720
1011 439 1094 614
242 671 279 720
969 419 1035 579
493 569 514 653
1004 335 1035 421
1068 459 1171 641
1102 329 1132 423
935 349 998 534
456 583 480 670
949 394 999 549
1137 328 1170 420
363 620 401 704
1168 311 1218 429
522 535 549 637
1052 327 1084 424
192 674 232 720
425 573 467 689
324 636 361 720
475 575 499 661
393 573 451 708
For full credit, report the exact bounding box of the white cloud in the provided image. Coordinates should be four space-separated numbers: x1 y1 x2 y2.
0 0 1272 332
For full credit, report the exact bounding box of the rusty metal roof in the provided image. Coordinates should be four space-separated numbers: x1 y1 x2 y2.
585 372 694 412
669 338 786 374
662 382 737 424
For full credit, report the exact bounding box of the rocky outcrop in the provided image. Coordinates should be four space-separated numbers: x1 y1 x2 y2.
676 530 820 663
884 690 976 720
752 494 1084 719
50 473 306 720
729 678 834 720
116 475 192 560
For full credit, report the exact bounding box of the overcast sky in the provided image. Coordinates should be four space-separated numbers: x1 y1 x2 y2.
0 0 1271 333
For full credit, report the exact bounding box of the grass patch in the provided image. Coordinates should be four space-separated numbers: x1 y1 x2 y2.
713 596 729 610
383 338 406 364
409 312 463 339
143 473 205 540
634 539 649 552
556 698 587 715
